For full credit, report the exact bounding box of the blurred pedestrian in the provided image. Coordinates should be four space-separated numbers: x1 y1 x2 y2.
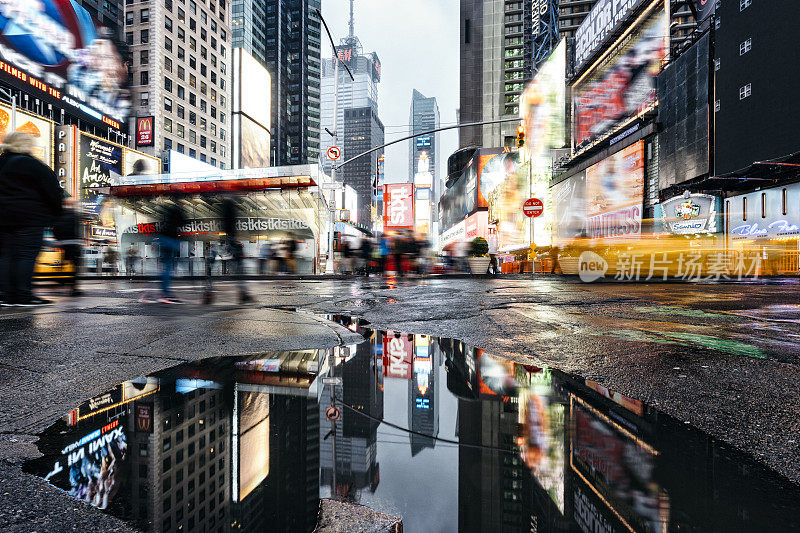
0 132 62 306
156 203 185 303
103 246 119 276
392 233 406 277
378 233 390 275
342 236 353 274
221 197 252 303
53 202 84 296
286 238 298 274
125 244 139 277
487 229 499 276
549 245 561 274
258 241 272 275
360 236 373 276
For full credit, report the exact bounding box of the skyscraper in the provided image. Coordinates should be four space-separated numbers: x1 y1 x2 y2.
343 107 385 226
409 90 441 188
258 0 322 165
126 0 232 169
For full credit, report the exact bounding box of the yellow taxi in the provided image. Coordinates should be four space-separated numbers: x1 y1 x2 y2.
34 245 76 284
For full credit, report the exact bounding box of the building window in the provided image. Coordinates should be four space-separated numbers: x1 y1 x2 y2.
126 11 134 25
465 18 471 44
164 117 172 132
714 58 720 71
189 93 196 106
165 37 172 51
178 46 185 60
126 32 133 45
177 143 185 154
140 92 149 106
140 29 149 44
141 50 150 66
715 99 721 112
140 8 149 23
140 71 149 86
164 97 172 112
178 86 185 99
782 188 788 215
739 38 751 55
178 27 185 42
164 77 173 93
177 105 185 119
165 57 172 72
177 124 184 138
165 0 172 10
178 66 185 80
164 137 173 151
190 112 196 125
200 135 207 148
189 148 197 158
739 83 752 100
200 154 207 162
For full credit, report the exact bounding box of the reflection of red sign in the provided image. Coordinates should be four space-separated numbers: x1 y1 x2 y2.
383 332 413 379
523 198 544 218
383 183 414 229
135 403 153 433
136 116 154 147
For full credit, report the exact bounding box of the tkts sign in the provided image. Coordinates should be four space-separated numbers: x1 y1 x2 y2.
383 332 413 380
383 183 414 229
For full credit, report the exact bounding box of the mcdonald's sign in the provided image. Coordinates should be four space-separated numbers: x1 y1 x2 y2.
135 403 154 433
136 116 155 147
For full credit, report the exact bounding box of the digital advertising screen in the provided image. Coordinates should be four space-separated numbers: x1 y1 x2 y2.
585 141 644 238
552 171 587 244
0 1 131 130
0 102 54 166
474 149 530 250
572 8 668 153
238 114 271 169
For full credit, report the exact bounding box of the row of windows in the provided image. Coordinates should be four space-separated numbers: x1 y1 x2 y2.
164 137 225 167
739 189 790 221
163 0 227 25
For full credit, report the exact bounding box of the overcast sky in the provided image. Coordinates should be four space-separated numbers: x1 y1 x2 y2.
321 0 459 183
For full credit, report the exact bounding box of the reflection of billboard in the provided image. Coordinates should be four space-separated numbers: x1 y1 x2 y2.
572 9 668 152
239 115 271 169
520 367 565 513
570 394 669 533
0 2 130 129
0 103 54 167
236 390 269 502
383 183 414 229
44 417 128 511
585 141 644 238
383 332 413 380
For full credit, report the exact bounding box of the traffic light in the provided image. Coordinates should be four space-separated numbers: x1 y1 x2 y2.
516 124 525 148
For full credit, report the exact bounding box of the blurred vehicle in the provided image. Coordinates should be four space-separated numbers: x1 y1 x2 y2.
34 245 75 284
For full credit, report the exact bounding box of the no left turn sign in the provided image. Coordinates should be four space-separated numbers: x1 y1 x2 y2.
325 406 341 422
327 146 341 160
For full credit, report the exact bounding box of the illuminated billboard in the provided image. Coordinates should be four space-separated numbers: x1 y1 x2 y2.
383 332 413 380
383 183 414 229
235 390 270 502
123 147 160 177
0 1 130 130
0 102 54 167
572 8 667 154
78 132 122 218
233 48 271 169
475 149 530 250
585 141 644 238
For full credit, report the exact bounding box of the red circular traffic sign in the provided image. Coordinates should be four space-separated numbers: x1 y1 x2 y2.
523 198 544 218
325 406 341 422
327 146 341 160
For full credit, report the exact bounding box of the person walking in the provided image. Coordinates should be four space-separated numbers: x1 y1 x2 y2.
0 132 63 306
156 203 185 303
221 197 253 303
53 203 84 296
125 244 139 277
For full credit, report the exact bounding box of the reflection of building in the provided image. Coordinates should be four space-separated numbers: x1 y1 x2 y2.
409 336 440 455
126 0 232 169
320 326 383 501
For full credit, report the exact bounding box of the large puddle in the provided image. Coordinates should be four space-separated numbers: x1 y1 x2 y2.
25 315 800 532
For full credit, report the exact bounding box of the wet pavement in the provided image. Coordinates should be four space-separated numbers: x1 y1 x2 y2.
1 277 800 531
22 316 800 532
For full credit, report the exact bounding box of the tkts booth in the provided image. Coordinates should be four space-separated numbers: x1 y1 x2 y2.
101 166 332 275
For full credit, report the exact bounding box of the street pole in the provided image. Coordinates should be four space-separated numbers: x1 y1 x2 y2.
328 348 337 496
326 53 340 274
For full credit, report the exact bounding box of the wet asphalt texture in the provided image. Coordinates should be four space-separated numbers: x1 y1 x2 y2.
1 275 799 531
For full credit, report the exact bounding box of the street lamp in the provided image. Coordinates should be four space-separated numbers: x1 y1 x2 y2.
315 8 354 274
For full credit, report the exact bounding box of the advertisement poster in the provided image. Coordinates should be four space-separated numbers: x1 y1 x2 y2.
0 102 54 167
383 332 413 380
570 395 669 533
240 115 271 169
574 0 648 71
552 172 587 243
475 149 529 250
0 1 130 129
585 141 644 238
123 147 160 178
384 183 414 229
135 117 154 147
658 193 720 235
78 133 122 218
573 10 668 152
42 417 128 511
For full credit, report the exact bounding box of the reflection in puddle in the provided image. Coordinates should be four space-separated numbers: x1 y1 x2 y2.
26 316 800 532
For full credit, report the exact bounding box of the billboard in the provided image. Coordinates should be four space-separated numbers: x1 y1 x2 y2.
0 1 130 130
0 102 54 167
572 8 668 153
78 132 122 218
135 117 154 147
574 0 648 73
585 141 644 238
383 183 414 229
236 390 270 502
383 332 413 380
474 149 530 250
238 114 270 169
552 171 587 243
123 147 160 177
233 48 271 169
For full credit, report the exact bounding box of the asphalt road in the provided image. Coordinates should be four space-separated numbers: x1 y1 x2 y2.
1 275 799 531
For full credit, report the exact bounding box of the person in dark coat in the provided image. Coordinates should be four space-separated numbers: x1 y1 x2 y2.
156 203 186 303
0 133 63 306
220 197 252 303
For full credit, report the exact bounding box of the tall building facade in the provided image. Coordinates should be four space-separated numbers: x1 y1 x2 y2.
77 0 125 37
409 90 441 187
320 36 381 177
258 0 322 166
343 107 384 226
126 0 232 170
